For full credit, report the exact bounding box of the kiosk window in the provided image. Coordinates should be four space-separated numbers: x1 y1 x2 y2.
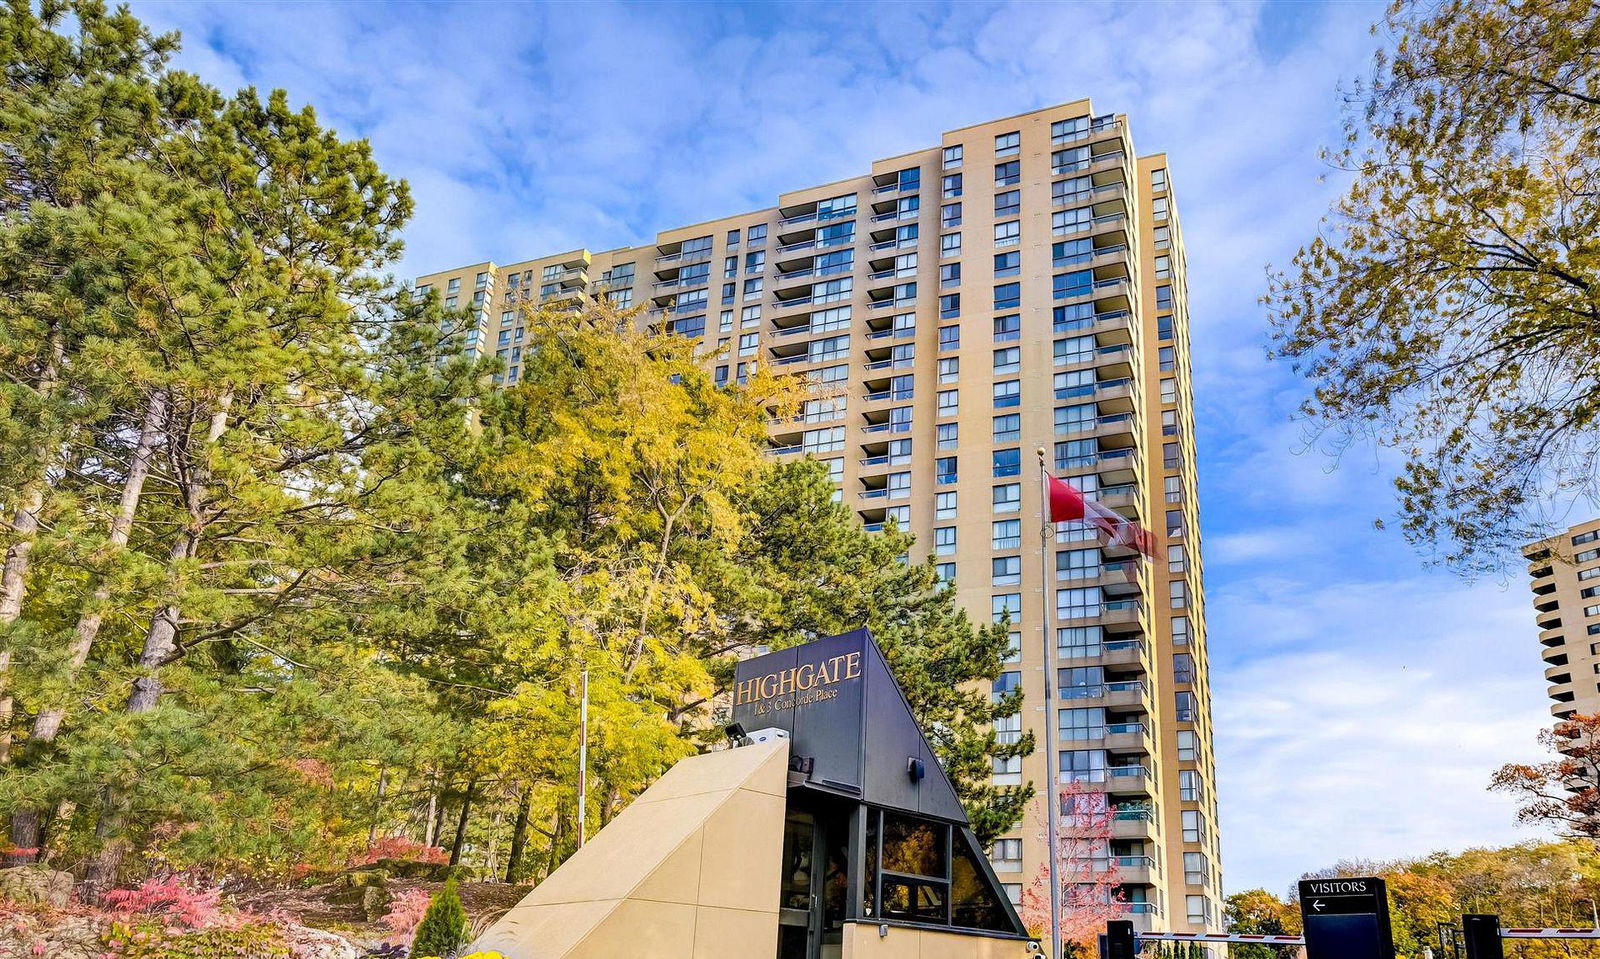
864 809 1015 932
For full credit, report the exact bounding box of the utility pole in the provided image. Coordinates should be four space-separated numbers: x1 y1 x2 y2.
577 669 590 849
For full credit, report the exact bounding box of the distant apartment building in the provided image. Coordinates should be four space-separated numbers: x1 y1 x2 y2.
1525 518 1600 719
416 100 1221 937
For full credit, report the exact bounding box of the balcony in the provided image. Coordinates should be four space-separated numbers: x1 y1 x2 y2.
1537 610 1563 630
1101 637 1149 669
1093 412 1138 449
1098 483 1139 516
1105 679 1149 710
1105 721 1152 754
1108 771 1155 803
1101 598 1143 632
1540 626 1567 648
1098 447 1140 486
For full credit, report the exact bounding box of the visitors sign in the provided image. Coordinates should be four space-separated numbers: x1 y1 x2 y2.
1298 877 1395 959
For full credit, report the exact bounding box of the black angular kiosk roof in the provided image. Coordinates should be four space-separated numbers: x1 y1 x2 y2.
731 628 968 826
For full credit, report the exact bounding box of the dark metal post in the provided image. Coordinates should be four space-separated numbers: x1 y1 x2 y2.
1461 915 1503 959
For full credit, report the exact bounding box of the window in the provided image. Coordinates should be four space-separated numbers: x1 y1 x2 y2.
940 262 961 288
992 556 1021 586
887 438 912 465
937 389 960 418
994 160 1020 186
1187 895 1211 925
1151 168 1168 192
1060 706 1105 740
993 314 1021 341
1155 254 1172 280
942 173 963 198
1057 586 1101 619
943 145 964 169
1161 378 1178 404
934 526 957 556
802 427 846 453
939 324 961 352
747 224 767 244
475 271 490 289
993 448 1020 477
993 483 1021 513
993 520 1022 550
1153 225 1170 250
992 251 1021 279
937 422 959 450
994 189 1020 217
1052 238 1092 268
1167 509 1187 538
1178 730 1198 761
994 413 1020 442
939 356 960 384
1053 270 1092 300
995 712 1022 747
1053 206 1091 235
1165 443 1181 470
1052 146 1089 174
1054 334 1094 365
445 296 458 309
818 249 854 275
888 472 911 499
1060 748 1108 785
1169 543 1188 572
1158 315 1174 341
934 562 956 583
724 256 738 279
940 232 962 258
994 131 1020 157
993 220 1021 247
745 251 765 274
1175 690 1198 722
940 293 961 319
1181 809 1205 843
1056 403 1094 435
1152 197 1169 221
992 839 1022 871
993 380 1021 408
738 332 759 356
1156 285 1173 310
992 593 1022 623
994 347 1021 374
1576 530 1600 546
942 202 962 228
1180 770 1201 802
1053 175 1091 204
1056 548 1098 581
1051 116 1089 143
890 373 915 400
1172 616 1191 646
936 456 958 485
1174 653 1196 684
744 277 764 300
935 491 958 520
1058 665 1103 699
1004 631 1021 664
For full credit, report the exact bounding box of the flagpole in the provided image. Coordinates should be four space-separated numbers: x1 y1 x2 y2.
1036 447 1064 959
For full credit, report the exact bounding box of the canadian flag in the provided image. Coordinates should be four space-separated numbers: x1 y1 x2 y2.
1046 472 1157 557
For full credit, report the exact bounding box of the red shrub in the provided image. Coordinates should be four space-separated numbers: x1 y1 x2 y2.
351 836 448 867
103 878 221 929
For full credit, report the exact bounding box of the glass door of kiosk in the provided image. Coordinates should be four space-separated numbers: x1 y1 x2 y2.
778 808 849 959
777 813 818 959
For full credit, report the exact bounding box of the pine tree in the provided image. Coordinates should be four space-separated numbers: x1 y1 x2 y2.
411 878 469 959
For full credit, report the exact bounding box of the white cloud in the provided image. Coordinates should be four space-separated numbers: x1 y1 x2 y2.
1212 574 1555 893
128 0 1561 900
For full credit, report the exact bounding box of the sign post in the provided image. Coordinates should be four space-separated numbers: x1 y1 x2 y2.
1298 877 1396 959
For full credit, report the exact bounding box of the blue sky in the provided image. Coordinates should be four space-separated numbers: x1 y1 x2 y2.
133 0 1562 897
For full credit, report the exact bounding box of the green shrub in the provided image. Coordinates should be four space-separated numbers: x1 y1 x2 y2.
410 878 469 959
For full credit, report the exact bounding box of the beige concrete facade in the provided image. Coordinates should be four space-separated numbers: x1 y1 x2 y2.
1524 517 1600 718
472 739 790 959
418 100 1221 938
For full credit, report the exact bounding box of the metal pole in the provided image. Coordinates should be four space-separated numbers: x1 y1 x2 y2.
577 668 589 849
1037 449 1064 959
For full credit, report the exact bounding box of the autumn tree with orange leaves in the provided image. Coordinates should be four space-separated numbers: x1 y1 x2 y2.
1019 781 1128 955
1491 713 1600 842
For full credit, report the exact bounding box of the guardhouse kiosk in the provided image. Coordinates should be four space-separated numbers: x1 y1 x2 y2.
473 629 1033 959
